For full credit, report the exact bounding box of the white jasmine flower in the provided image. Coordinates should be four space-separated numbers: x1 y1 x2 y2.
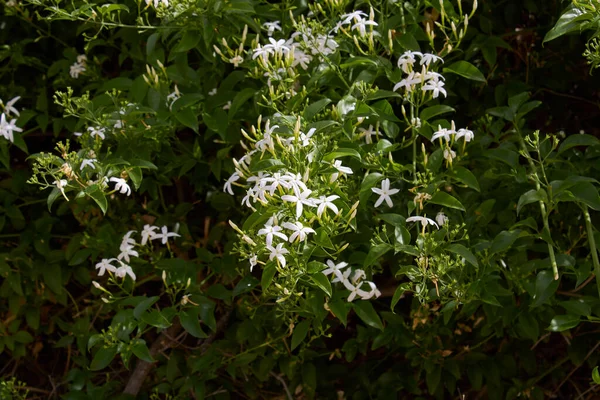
0 113 22 143
424 71 445 82
223 172 240 195
258 223 288 247
357 281 381 300
283 172 308 193
456 128 474 142
53 179 68 200
340 10 368 25
351 269 366 284
166 86 181 110
95 258 118 276
312 34 338 56
322 260 348 277
330 160 353 183
397 51 423 73
141 224 159 245
333 268 352 285
281 188 317 218
359 125 376 144
267 243 289 267
80 159 97 170
230 55 244 67
153 225 180 244
393 71 422 92
299 128 316 147
282 221 315 243
443 148 456 162
411 117 422 129
115 261 136 281
292 49 312 70
351 20 378 37
263 21 282 36
241 187 256 209
69 62 86 78
87 126 106 140
314 195 340 218
249 254 258 272
1 96 20 117
262 173 291 195
371 178 400 208
118 244 139 263
406 215 440 229
109 177 131 196
435 212 448 227
76 54 87 64
420 53 443 66
208 88 217 96
422 79 447 98
431 126 454 142
223 101 232 110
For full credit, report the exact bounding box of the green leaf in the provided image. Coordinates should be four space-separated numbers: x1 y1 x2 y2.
314 228 335 250
420 105 455 121
490 230 521 254
13 331 33 344
322 148 362 161
353 301 384 330
531 270 559 308
88 189 108 214
261 263 276 290
174 30 201 52
328 298 350 326
517 189 547 215
129 167 143 190
592 366 600 385
363 243 393 268
391 282 411 312
378 213 406 227
559 300 591 317
232 274 259 297
446 244 478 268
360 173 383 205
132 341 154 363
429 191 465 211
229 88 256 118
446 167 480 192
570 182 600 210
548 314 580 332
180 309 208 339
543 5 588 43
304 98 331 120
47 187 62 211
175 108 199 133
309 273 332 297
90 346 118 371
558 134 600 154
252 158 285 172
141 310 171 329
426 366 442 395
133 296 159 320
443 61 486 82
291 320 311 351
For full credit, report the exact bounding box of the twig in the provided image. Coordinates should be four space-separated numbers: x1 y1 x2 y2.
530 332 551 350
554 341 600 394
269 372 293 400
576 384 599 400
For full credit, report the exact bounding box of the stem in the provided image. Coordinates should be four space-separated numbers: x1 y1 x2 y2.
410 103 417 184
515 128 559 279
582 206 600 297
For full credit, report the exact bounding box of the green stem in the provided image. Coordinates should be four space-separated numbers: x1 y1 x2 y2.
582 206 600 297
515 128 559 279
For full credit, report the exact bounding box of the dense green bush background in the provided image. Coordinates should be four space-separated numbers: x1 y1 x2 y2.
1 0 600 399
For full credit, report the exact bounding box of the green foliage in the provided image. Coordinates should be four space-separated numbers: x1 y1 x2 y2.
1 0 600 399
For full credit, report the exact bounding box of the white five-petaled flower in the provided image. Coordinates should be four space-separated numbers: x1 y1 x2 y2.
80 158 97 170
263 21 282 36
54 179 68 200
281 188 317 219
69 62 86 79
330 160 353 183
422 79 447 99
358 125 376 144
258 223 288 247
431 126 455 142
435 212 448 227
141 224 159 245
0 113 22 143
371 178 400 208
109 177 131 196
95 258 118 276
1 96 20 117
351 20 378 37
322 260 348 277
406 215 440 229
282 221 315 243
397 51 423 73
230 55 244 68
154 225 180 244
340 10 368 25
115 261 137 281
208 88 217 96
443 148 456 162
315 195 339 218
420 53 444 66
87 126 105 140
299 128 316 147
393 71 422 93
456 128 474 142
223 172 240 195
267 243 289 267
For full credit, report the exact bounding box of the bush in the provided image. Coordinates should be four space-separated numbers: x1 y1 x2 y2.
1 0 600 399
